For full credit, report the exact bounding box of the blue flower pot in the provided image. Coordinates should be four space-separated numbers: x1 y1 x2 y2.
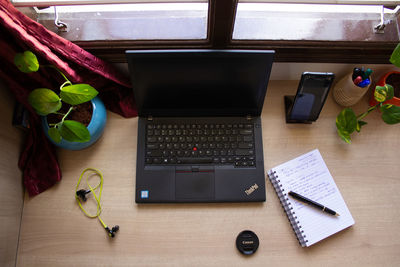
42 96 107 150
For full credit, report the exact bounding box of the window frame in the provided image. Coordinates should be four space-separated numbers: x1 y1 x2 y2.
16 0 400 63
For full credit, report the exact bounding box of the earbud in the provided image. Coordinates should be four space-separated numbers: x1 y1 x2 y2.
76 189 91 202
105 225 120 238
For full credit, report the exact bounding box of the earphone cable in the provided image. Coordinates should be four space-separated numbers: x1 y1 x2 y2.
75 167 107 229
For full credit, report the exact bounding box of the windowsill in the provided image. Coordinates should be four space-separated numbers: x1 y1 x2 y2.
75 40 398 64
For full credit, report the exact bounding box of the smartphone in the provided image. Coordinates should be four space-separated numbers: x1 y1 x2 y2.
288 72 335 122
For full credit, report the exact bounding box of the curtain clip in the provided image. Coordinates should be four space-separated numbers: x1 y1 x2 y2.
54 6 68 32
374 5 400 34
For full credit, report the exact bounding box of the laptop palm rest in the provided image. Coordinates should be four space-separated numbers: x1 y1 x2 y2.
175 166 215 200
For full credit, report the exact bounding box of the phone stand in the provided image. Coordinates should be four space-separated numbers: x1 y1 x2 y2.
284 95 312 124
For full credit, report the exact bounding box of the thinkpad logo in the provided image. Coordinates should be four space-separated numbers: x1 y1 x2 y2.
245 183 259 195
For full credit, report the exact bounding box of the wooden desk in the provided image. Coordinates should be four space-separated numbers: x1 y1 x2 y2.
17 81 400 266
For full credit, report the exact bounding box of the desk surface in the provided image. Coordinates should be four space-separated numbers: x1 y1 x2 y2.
17 81 400 267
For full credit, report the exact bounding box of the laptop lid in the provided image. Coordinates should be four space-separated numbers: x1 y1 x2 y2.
126 49 275 117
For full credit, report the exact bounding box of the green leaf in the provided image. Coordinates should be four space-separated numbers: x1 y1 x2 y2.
14 51 39 73
59 120 91 143
356 121 368 132
60 84 98 105
337 129 352 144
380 104 400 125
374 84 394 103
384 84 394 101
48 127 62 143
390 43 400 68
336 108 357 134
336 108 358 144
28 88 61 115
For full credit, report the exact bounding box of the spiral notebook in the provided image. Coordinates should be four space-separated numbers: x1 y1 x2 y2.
267 149 354 247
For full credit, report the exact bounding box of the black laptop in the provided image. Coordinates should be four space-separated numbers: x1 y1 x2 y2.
126 49 274 203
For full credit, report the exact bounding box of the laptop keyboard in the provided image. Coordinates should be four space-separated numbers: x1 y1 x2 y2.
145 123 256 167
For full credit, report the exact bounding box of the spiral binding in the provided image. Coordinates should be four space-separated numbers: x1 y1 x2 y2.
268 170 308 247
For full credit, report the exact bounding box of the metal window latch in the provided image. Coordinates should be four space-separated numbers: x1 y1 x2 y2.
54 6 68 32
374 6 400 34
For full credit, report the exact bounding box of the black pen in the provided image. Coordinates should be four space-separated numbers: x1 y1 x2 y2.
288 191 340 216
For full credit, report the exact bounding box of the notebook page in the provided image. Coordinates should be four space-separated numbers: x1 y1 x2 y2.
272 149 355 247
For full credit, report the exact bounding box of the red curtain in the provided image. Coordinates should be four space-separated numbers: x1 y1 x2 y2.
0 0 137 196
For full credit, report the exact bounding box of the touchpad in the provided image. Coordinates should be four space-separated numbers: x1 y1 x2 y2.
175 166 215 200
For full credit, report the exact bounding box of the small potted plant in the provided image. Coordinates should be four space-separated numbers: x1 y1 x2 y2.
369 43 400 107
14 51 107 150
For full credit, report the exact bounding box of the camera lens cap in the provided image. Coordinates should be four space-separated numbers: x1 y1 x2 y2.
236 230 259 255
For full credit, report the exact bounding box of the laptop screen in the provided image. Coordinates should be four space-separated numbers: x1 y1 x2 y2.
126 50 274 117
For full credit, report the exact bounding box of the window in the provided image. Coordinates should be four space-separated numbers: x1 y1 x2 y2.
33 3 208 40
12 0 400 63
233 3 398 41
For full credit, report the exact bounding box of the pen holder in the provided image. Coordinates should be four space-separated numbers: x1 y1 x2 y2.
333 72 371 107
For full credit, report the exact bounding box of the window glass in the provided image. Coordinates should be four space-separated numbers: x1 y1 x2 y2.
34 3 208 41
233 3 399 41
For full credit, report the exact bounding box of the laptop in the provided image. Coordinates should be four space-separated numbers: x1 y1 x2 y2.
126 49 275 203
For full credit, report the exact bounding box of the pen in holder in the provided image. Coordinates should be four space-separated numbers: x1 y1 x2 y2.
333 72 371 107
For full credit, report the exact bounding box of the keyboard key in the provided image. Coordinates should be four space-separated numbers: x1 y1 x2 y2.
153 158 162 164
146 150 162 157
235 149 254 156
238 143 253 149
243 136 253 142
240 129 253 135
147 137 157 143
147 144 159 150
177 157 214 164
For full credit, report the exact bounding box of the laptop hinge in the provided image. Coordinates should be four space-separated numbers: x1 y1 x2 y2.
147 115 153 121
246 115 252 120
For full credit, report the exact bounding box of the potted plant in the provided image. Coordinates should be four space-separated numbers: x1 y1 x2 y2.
14 51 107 150
369 43 400 107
